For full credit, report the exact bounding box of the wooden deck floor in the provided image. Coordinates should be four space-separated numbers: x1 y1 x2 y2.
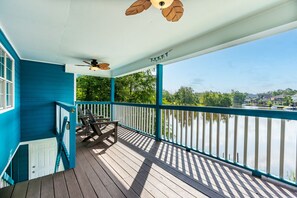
1 126 297 198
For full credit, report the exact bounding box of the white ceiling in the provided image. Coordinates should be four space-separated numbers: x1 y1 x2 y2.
0 0 297 77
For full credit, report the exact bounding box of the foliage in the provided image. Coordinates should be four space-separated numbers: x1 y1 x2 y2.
268 88 297 96
77 70 156 104
174 86 196 105
284 96 293 106
231 90 247 107
76 76 110 101
115 70 156 104
199 91 232 107
163 90 174 104
77 72 296 109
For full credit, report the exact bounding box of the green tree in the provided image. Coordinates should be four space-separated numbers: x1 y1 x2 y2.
174 87 196 105
231 90 247 107
76 70 156 103
199 92 232 107
163 90 174 104
284 96 293 106
115 70 156 104
76 76 110 101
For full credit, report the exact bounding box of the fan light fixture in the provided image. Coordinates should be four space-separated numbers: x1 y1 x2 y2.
151 0 174 9
89 66 100 71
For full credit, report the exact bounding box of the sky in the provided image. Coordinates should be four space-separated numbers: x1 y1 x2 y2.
163 28 297 94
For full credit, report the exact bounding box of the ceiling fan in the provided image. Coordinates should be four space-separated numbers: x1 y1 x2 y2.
76 59 110 71
125 0 184 22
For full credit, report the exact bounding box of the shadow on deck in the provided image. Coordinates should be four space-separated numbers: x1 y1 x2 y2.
1 126 297 198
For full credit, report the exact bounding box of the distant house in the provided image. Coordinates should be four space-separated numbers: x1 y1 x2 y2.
292 94 297 106
244 94 258 104
271 94 285 105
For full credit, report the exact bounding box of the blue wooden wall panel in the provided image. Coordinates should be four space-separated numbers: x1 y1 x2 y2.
7 144 28 182
20 60 74 141
0 29 21 176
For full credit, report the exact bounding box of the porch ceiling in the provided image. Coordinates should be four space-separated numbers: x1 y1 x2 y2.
0 0 297 77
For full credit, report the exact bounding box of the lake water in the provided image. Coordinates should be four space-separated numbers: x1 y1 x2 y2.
162 112 297 182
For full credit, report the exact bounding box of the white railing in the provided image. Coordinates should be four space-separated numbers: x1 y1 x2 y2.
55 102 76 170
114 104 156 136
76 101 297 185
76 102 111 122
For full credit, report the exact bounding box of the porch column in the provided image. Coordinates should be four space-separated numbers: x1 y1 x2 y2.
110 78 115 121
156 64 163 141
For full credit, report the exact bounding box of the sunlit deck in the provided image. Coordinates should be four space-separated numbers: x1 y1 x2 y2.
1 126 297 198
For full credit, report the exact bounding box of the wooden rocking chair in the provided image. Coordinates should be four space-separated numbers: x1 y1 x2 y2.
83 120 118 147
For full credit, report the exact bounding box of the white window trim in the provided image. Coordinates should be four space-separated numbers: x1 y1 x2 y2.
0 42 15 114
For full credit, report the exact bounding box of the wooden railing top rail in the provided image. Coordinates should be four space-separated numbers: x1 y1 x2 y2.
56 101 76 112
76 101 297 120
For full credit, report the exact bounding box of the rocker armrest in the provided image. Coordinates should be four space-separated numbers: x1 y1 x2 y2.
79 115 89 119
92 121 119 126
95 118 111 121
94 115 104 118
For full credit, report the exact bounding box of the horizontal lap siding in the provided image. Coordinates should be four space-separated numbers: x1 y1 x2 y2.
0 29 21 176
20 60 74 141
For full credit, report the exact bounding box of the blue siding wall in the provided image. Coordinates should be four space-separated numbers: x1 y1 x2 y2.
20 60 74 141
11 145 28 182
0 30 21 176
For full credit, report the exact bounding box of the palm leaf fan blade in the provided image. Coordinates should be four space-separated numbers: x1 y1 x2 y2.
125 0 152 16
162 0 184 22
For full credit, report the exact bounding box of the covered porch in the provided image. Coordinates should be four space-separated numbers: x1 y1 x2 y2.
1 127 297 198
1 0 297 197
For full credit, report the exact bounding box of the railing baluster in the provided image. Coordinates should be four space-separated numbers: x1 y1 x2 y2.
217 114 220 157
148 108 151 134
138 107 140 130
146 108 149 133
164 109 166 140
130 106 132 127
191 111 194 148
209 113 213 155
181 111 183 145
233 115 238 163
186 111 189 148
160 110 163 139
97 104 99 116
124 106 128 126
131 106 133 129
176 110 178 144
142 107 145 132
134 106 136 128
279 119 285 178
172 110 175 143
152 109 155 135
196 112 199 151
225 115 229 160
140 107 142 131
244 116 249 166
143 107 145 132
167 109 170 141
255 117 259 170
202 112 206 152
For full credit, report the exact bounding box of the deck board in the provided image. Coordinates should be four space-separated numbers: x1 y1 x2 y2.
1 126 297 198
76 148 112 198
64 169 83 198
80 145 127 198
0 185 14 198
11 181 28 198
26 178 41 198
40 175 54 198
53 172 69 198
